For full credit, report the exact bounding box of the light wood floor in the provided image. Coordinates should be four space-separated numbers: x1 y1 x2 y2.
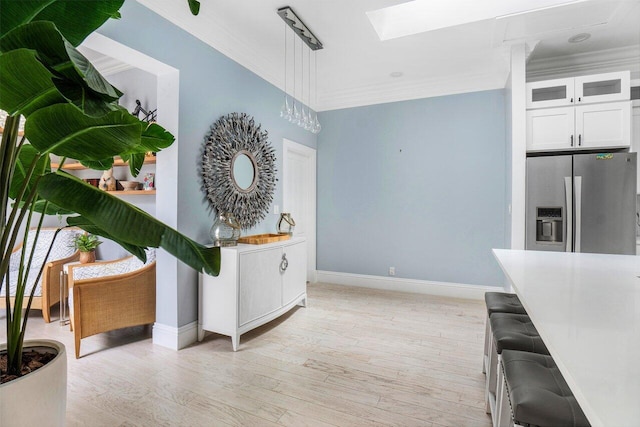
3 283 491 426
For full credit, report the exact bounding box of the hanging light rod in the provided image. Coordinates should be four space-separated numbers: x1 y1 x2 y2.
277 6 323 51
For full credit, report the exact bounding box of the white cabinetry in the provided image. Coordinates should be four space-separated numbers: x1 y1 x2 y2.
198 237 306 351
526 71 630 109
526 71 631 153
526 107 574 151
527 102 630 152
576 102 631 149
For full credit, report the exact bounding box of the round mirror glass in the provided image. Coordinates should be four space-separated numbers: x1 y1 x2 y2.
232 152 256 191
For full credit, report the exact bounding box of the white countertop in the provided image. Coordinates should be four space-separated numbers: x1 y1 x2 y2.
493 249 640 427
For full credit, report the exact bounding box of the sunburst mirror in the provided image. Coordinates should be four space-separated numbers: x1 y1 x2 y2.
201 112 277 229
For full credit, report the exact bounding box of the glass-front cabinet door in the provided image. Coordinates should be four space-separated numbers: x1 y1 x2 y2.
575 72 630 105
527 71 630 109
526 78 575 109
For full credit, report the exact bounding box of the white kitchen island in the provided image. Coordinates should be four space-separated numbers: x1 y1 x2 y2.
493 249 640 427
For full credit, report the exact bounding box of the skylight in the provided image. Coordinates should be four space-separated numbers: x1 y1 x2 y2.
366 0 588 41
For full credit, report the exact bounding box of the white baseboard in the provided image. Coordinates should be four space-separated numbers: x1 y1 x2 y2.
152 321 198 350
316 270 503 300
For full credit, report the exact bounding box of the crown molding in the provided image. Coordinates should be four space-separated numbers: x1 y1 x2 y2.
136 0 283 93
527 45 640 81
317 70 509 112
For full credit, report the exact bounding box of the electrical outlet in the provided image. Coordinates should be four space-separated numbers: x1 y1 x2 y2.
273 205 280 215
389 267 395 276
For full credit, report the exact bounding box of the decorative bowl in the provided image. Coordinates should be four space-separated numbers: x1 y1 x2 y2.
120 180 140 191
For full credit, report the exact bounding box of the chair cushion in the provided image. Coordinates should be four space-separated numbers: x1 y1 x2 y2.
71 249 155 281
502 350 590 427
490 313 549 355
485 292 527 315
1 228 82 297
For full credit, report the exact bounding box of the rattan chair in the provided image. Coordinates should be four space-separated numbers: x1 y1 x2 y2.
68 250 156 358
1 227 82 323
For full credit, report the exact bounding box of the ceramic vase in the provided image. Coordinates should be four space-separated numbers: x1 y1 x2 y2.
79 251 96 264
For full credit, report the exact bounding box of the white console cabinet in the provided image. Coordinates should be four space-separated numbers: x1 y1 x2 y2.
198 237 306 351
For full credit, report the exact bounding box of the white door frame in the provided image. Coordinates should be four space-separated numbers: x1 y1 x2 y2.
80 33 185 349
282 138 317 283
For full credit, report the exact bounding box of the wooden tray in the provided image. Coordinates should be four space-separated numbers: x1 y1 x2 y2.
238 233 290 245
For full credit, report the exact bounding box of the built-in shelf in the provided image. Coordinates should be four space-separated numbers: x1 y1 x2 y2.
52 156 156 170
108 190 156 195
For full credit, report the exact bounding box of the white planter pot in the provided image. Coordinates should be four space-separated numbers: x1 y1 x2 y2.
0 339 67 427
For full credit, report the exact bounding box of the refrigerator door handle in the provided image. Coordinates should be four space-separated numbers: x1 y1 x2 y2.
574 176 582 252
564 177 573 252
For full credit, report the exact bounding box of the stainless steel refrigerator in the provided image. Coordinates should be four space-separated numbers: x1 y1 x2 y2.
526 152 637 254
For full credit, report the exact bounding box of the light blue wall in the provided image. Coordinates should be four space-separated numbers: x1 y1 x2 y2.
98 1 317 326
97 1 507 329
317 90 507 286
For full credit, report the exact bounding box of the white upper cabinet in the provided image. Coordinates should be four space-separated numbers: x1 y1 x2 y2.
527 77 575 109
575 102 631 150
527 102 631 152
575 72 630 105
527 107 574 152
526 71 632 152
527 71 630 109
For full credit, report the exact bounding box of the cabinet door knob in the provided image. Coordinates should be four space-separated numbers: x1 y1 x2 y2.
570 97 574 103
570 135 574 146
280 254 289 272
578 134 582 146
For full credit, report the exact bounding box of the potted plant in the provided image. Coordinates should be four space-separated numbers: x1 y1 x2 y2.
0 1 209 425
72 234 102 264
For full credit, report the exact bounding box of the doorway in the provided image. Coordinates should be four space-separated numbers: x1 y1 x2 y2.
282 139 317 283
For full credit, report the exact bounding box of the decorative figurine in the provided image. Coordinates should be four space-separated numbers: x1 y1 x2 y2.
99 168 116 191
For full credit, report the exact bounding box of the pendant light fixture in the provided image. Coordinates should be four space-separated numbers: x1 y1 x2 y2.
278 6 323 134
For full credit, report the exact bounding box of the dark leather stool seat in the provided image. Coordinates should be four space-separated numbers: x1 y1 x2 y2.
485 292 527 315
485 313 549 418
501 350 590 427
490 313 549 355
483 292 527 375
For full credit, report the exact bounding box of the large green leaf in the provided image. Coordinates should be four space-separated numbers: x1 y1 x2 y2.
0 21 122 116
0 0 123 47
38 173 220 276
140 122 176 152
25 104 142 160
29 199 73 216
77 158 115 171
9 144 50 199
64 216 147 261
121 153 145 177
0 0 54 38
0 49 66 116
29 0 125 47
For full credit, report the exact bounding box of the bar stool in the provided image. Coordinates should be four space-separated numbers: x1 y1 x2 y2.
498 350 590 427
486 313 549 424
483 292 527 374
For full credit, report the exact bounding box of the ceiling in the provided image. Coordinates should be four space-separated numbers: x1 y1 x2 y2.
101 0 640 111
